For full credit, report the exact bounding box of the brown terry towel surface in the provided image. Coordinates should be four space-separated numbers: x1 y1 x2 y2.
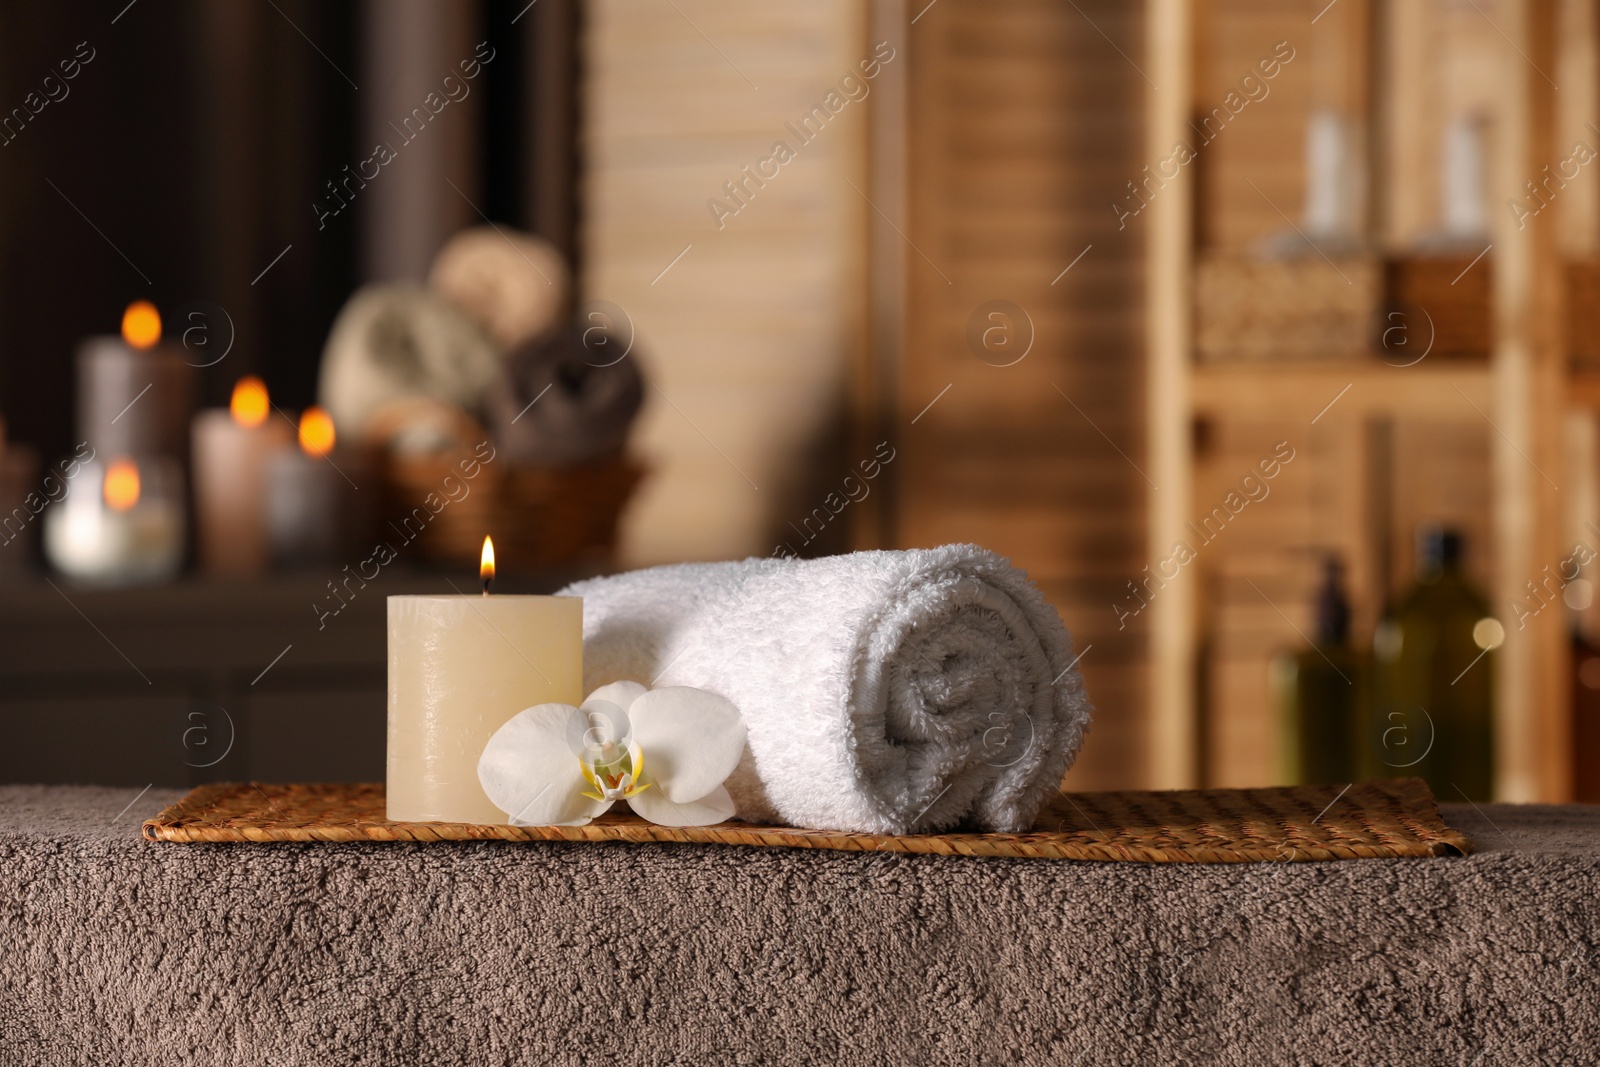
2 785 1596 1065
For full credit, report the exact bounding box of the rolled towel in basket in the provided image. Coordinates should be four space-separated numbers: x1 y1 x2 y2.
318 283 501 442
428 226 570 351
488 324 645 464
561 544 1092 834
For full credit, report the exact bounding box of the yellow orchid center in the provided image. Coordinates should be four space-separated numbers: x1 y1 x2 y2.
578 741 651 802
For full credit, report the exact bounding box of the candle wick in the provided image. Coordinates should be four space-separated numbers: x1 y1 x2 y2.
481 577 491 596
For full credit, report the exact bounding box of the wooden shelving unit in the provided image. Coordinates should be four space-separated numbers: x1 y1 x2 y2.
1145 0 1573 801
1192 362 1494 420
1145 0 1196 791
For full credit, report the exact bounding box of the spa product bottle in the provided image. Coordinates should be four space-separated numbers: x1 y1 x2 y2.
1369 527 1495 800
1273 556 1364 785
1570 616 1600 803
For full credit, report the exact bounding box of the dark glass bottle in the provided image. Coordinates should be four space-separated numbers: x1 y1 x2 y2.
1571 617 1600 803
1368 527 1496 800
1273 557 1365 785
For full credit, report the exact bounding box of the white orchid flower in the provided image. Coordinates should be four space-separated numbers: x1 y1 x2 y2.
478 681 746 828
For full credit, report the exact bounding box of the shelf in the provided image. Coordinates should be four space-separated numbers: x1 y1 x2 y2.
1147 0 1568 801
1191 361 1493 421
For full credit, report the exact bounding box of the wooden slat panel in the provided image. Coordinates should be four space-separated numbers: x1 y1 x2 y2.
1195 1 1311 250
899 0 1149 788
1058 661 1148 793
583 0 868 563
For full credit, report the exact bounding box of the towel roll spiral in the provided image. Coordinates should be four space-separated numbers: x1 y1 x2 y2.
563 544 1092 834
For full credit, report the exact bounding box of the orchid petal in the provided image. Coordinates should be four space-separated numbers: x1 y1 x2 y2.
583 680 648 713
542 799 613 828
626 687 746 803
627 783 735 827
478 702 610 826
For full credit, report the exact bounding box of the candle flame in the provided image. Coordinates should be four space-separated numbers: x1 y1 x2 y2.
104 457 141 511
298 406 336 457
481 536 496 584
230 377 269 428
121 301 162 350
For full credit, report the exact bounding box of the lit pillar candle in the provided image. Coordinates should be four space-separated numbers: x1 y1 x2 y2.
43 455 184 585
387 538 583 824
192 377 292 575
77 301 197 461
266 406 352 567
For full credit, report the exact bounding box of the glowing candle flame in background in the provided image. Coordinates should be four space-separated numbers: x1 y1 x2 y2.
103 457 141 511
120 301 161 350
230 376 269 428
298 406 335 457
481 535 495 594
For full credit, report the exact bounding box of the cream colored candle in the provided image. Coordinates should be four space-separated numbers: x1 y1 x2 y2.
387 588 583 824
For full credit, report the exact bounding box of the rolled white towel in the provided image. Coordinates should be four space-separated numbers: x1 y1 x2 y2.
561 544 1092 834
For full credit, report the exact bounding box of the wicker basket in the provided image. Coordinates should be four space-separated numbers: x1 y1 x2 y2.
379 452 644 567
1195 253 1380 361
1568 259 1600 372
1384 254 1492 358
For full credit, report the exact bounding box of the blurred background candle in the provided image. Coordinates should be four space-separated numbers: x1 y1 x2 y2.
192 376 291 575
43 455 184 585
77 302 196 462
387 540 583 824
266 405 348 567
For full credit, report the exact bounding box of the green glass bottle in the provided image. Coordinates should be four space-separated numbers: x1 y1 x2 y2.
1368 527 1497 800
1273 557 1365 785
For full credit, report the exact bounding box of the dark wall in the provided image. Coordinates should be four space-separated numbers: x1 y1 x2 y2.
0 2 361 465
483 0 580 267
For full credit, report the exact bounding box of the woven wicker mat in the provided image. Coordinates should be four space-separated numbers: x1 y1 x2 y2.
143 777 1471 863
